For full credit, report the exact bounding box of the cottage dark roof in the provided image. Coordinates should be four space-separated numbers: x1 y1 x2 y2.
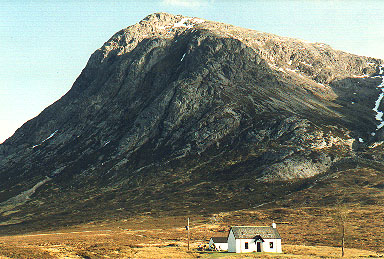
230 226 281 239
210 237 228 243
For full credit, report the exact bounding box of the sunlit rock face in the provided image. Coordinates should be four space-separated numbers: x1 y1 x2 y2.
0 13 383 226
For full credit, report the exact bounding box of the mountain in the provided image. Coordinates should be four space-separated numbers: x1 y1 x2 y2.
0 13 383 230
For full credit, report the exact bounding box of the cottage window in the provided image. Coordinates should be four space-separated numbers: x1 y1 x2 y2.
245 242 249 249
270 242 273 248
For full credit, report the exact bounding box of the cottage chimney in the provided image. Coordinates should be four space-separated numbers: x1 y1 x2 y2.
272 222 277 228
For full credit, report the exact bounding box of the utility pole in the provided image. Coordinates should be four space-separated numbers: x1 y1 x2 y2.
187 217 190 251
341 222 345 257
334 204 347 258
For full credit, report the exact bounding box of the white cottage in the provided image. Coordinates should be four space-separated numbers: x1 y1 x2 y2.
208 237 228 251
227 224 282 253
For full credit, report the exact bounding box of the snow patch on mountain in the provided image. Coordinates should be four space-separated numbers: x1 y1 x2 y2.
42 130 58 143
180 53 186 61
32 130 58 149
372 65 384 130
172 17 205 29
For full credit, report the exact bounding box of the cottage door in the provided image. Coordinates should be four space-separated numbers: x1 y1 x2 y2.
256 242 261 252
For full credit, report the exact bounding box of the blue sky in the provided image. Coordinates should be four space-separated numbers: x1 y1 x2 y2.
1 0 383 143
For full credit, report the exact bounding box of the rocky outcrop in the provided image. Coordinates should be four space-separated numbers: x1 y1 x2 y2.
0 13 383 225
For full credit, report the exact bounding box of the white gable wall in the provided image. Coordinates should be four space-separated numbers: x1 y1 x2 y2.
228 230 236 252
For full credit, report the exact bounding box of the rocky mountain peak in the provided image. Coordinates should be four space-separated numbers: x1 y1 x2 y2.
1 13 384 228
91 12 381 90
142 12 176 22
89 13 205 65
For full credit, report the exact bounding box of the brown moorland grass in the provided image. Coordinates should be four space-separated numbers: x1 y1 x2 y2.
0 205 383 258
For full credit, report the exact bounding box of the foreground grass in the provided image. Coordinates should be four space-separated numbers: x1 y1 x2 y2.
0 242 380 259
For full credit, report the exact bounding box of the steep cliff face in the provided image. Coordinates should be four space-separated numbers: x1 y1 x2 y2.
0 13 383 227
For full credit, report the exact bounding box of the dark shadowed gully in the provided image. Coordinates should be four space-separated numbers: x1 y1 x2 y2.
0 13 383 232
